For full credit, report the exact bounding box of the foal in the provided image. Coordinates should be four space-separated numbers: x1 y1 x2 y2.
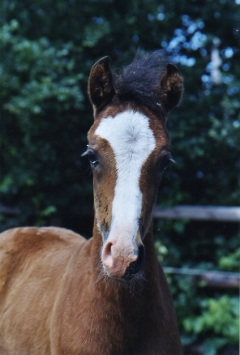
0 51 184 355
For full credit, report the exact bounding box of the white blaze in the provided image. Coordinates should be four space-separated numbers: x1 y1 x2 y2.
95 110 156 242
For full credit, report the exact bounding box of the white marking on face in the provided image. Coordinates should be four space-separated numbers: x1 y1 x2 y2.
95 110 156 243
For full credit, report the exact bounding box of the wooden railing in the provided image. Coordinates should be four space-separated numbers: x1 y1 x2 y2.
1 204 239 288
163 267 240 289
153 205 240 222
153 205 240 289
0 205 20 215
2 204 240 221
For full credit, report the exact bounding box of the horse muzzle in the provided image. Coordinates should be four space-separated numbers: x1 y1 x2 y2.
101 236 145 280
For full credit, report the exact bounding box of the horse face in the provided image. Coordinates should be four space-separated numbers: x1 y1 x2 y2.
87 108 170 279
87 54 183 280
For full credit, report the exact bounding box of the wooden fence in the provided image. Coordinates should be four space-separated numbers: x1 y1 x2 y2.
153 205 240 222
1 204 239 288
153 205 240 289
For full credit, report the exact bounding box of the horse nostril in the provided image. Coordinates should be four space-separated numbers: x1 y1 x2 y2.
102 241 113 268
123 245 145 280
136 244 145 269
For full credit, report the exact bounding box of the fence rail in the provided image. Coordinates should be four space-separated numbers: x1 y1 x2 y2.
163 267 240 289
0 205 20 215
2 204 240 222
1 204 239 288
153 205 240 222
154 206 240 289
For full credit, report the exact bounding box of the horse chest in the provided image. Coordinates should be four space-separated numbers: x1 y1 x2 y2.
58 284 152 355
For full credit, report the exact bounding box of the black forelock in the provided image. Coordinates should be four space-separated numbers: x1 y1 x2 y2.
113 50 168 111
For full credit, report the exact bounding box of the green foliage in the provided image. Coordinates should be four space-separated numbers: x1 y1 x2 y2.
0 14 87 233
0 0 239 353
0 20 83 116
184 296 239 343
218 249 240 272
184 296 239 355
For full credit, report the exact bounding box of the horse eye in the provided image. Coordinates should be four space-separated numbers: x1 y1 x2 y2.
88 152 99 168
159 154 174 173
82 148 99 169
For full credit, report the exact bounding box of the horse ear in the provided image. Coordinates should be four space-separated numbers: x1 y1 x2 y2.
88 56 115 113
159 63 184 113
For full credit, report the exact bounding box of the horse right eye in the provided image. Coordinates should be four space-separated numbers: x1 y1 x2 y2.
87 151 99 168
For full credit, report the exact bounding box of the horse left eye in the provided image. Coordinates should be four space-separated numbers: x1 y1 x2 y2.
159 154 174 173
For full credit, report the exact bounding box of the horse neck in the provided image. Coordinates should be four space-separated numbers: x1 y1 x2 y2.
88 219 164 337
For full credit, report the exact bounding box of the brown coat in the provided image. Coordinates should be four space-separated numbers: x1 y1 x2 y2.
0 226 182 355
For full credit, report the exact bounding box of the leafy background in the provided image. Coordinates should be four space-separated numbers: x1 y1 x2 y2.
0 1 239 354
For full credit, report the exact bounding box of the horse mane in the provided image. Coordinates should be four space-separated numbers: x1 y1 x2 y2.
114 50 168 110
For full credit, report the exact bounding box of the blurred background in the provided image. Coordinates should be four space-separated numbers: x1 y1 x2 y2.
0 0 239 354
